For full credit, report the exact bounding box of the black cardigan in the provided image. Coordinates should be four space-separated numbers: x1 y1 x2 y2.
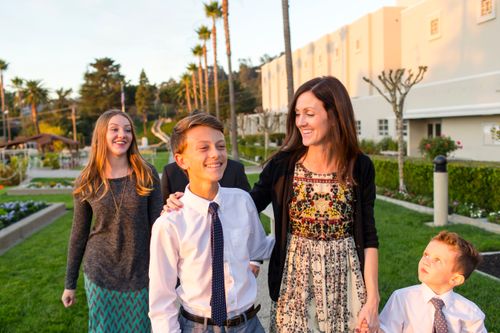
250 151 378 301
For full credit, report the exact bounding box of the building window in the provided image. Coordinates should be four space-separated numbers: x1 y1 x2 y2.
483 123 500 145
335 47 340 60
355 39 361 53
427 122 442 138
403 120 408 136
428 12 441 40
477 0 496 23
356 120 362 136
378 119 389 136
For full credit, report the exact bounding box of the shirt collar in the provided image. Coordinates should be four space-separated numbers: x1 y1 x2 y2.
183 184 223 217
420 283 454 308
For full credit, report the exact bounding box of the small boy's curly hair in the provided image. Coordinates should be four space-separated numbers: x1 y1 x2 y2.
432 231 482 279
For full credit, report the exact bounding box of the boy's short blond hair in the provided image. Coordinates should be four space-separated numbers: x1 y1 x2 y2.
170 113 224 154
432 231 482 279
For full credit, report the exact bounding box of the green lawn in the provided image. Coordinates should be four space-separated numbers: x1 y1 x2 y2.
1 188 499 331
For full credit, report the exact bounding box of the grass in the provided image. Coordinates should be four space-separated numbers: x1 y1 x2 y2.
1 182 499 331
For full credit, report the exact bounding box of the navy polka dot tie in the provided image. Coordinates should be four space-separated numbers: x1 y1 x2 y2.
208 202 227 326
430 297 448 333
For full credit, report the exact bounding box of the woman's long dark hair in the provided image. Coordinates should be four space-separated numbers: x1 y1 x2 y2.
279 76 361 183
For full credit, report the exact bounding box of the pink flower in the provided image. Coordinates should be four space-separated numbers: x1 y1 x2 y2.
425 143 431 150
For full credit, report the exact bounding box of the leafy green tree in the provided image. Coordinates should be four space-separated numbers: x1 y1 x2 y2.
50 88 73 131
237 59 261 103
79 57 125 141
0 59 9 141
192 45 205 110
205 1 222 119
23 80 49 135
222 0 239 159
135 70 154 135
197 25 211 114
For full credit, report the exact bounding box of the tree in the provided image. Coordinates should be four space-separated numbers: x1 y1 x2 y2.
192 45 205 111
180 73 193 114
254 106 280 159
0 59 8 141
197 25 211 115
205 1 222 120
51 87 73 132
23 80 49 135
187 63 199 109
135 69 154 135
281 0 294 107
222 0 239 160
363 66 427 193
79 57 125 141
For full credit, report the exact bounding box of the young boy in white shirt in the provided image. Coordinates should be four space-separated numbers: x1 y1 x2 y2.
148 112 275 333
378 231 486 333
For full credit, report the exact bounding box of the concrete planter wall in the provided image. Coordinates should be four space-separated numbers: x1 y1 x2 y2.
7 188 73 195
0 203 66 255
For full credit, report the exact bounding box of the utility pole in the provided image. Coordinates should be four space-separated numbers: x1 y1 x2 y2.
71 104 77 142
5 109 11 142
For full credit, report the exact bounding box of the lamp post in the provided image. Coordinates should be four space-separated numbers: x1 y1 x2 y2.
5 109 10 142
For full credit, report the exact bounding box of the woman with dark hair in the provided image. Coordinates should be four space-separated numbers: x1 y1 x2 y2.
251 76 379 332
165 76 379 332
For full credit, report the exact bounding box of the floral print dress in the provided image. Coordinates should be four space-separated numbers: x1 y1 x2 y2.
270 163 367 333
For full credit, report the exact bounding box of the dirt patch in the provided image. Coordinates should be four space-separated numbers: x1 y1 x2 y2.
477 253 500 279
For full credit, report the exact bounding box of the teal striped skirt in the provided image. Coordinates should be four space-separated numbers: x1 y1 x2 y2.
84 275 151 333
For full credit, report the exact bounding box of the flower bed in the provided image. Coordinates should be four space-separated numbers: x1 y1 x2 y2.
0 201 48 230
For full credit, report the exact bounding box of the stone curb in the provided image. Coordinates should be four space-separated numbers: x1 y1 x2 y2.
7 188 73 195
0 203 67 255
377 194 500 234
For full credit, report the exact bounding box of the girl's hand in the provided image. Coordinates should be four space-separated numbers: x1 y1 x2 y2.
61 289 76 308
162 192 184 214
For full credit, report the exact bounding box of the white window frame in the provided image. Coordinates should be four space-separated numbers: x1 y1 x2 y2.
477 0 496 23
482 123 500 145
356 120 362 136
428 11 442 40
378 119 389 136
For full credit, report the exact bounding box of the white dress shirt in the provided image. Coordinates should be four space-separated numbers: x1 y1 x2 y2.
149 185 275 333
379 283 486 333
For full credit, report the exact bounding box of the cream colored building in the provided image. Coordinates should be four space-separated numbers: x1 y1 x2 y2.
260 0 500 161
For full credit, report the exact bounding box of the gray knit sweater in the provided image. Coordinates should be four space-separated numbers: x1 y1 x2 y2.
65 170 163 291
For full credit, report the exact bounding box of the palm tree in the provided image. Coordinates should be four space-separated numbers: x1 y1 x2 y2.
282 0 294 107
187 63 199 109
181 73 193 113
53 87 73 128
192 45 205 111
23 80 48 135
221 0 239 160
0 59 9 142
10 77 25 142
205 1 222 120
197 25 211 115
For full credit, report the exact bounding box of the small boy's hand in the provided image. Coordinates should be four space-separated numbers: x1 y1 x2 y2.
162 192 184 214
249 264 260 277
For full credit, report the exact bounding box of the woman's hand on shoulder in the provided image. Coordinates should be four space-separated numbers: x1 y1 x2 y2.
162 192 184 215
61 289 76 308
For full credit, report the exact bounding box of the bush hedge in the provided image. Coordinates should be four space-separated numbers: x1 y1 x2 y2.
372 156 500 212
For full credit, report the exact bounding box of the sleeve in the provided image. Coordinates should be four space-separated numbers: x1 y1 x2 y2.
466 307 487 333
250 158 275 213
361 156 378 248
379 291 404 333
148 219 181 333
149 169 164 226
234 161 251 192
64 195 93 290
246 196 275 261
160 165 171 204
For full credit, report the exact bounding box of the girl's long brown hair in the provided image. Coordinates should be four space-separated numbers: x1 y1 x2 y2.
280 76 361 183
74 109 154 200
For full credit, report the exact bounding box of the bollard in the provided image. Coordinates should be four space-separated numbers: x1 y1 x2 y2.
433 155 448 226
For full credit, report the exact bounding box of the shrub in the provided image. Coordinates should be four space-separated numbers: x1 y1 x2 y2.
42 152 60 169
377 137 398 151
0 200 48 230
418 135 462 160
0 156 29 186
360 139 380 155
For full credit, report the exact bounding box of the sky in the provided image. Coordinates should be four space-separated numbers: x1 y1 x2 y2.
1 0 395 97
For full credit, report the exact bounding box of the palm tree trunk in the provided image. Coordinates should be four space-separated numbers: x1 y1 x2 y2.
282 0 294 107
197 58 204 111
212 19 220 120
222 0 239 160
0 72 5 142
203 44 210 114
185 81 192 113
191 72 199 109
31 103 40 135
